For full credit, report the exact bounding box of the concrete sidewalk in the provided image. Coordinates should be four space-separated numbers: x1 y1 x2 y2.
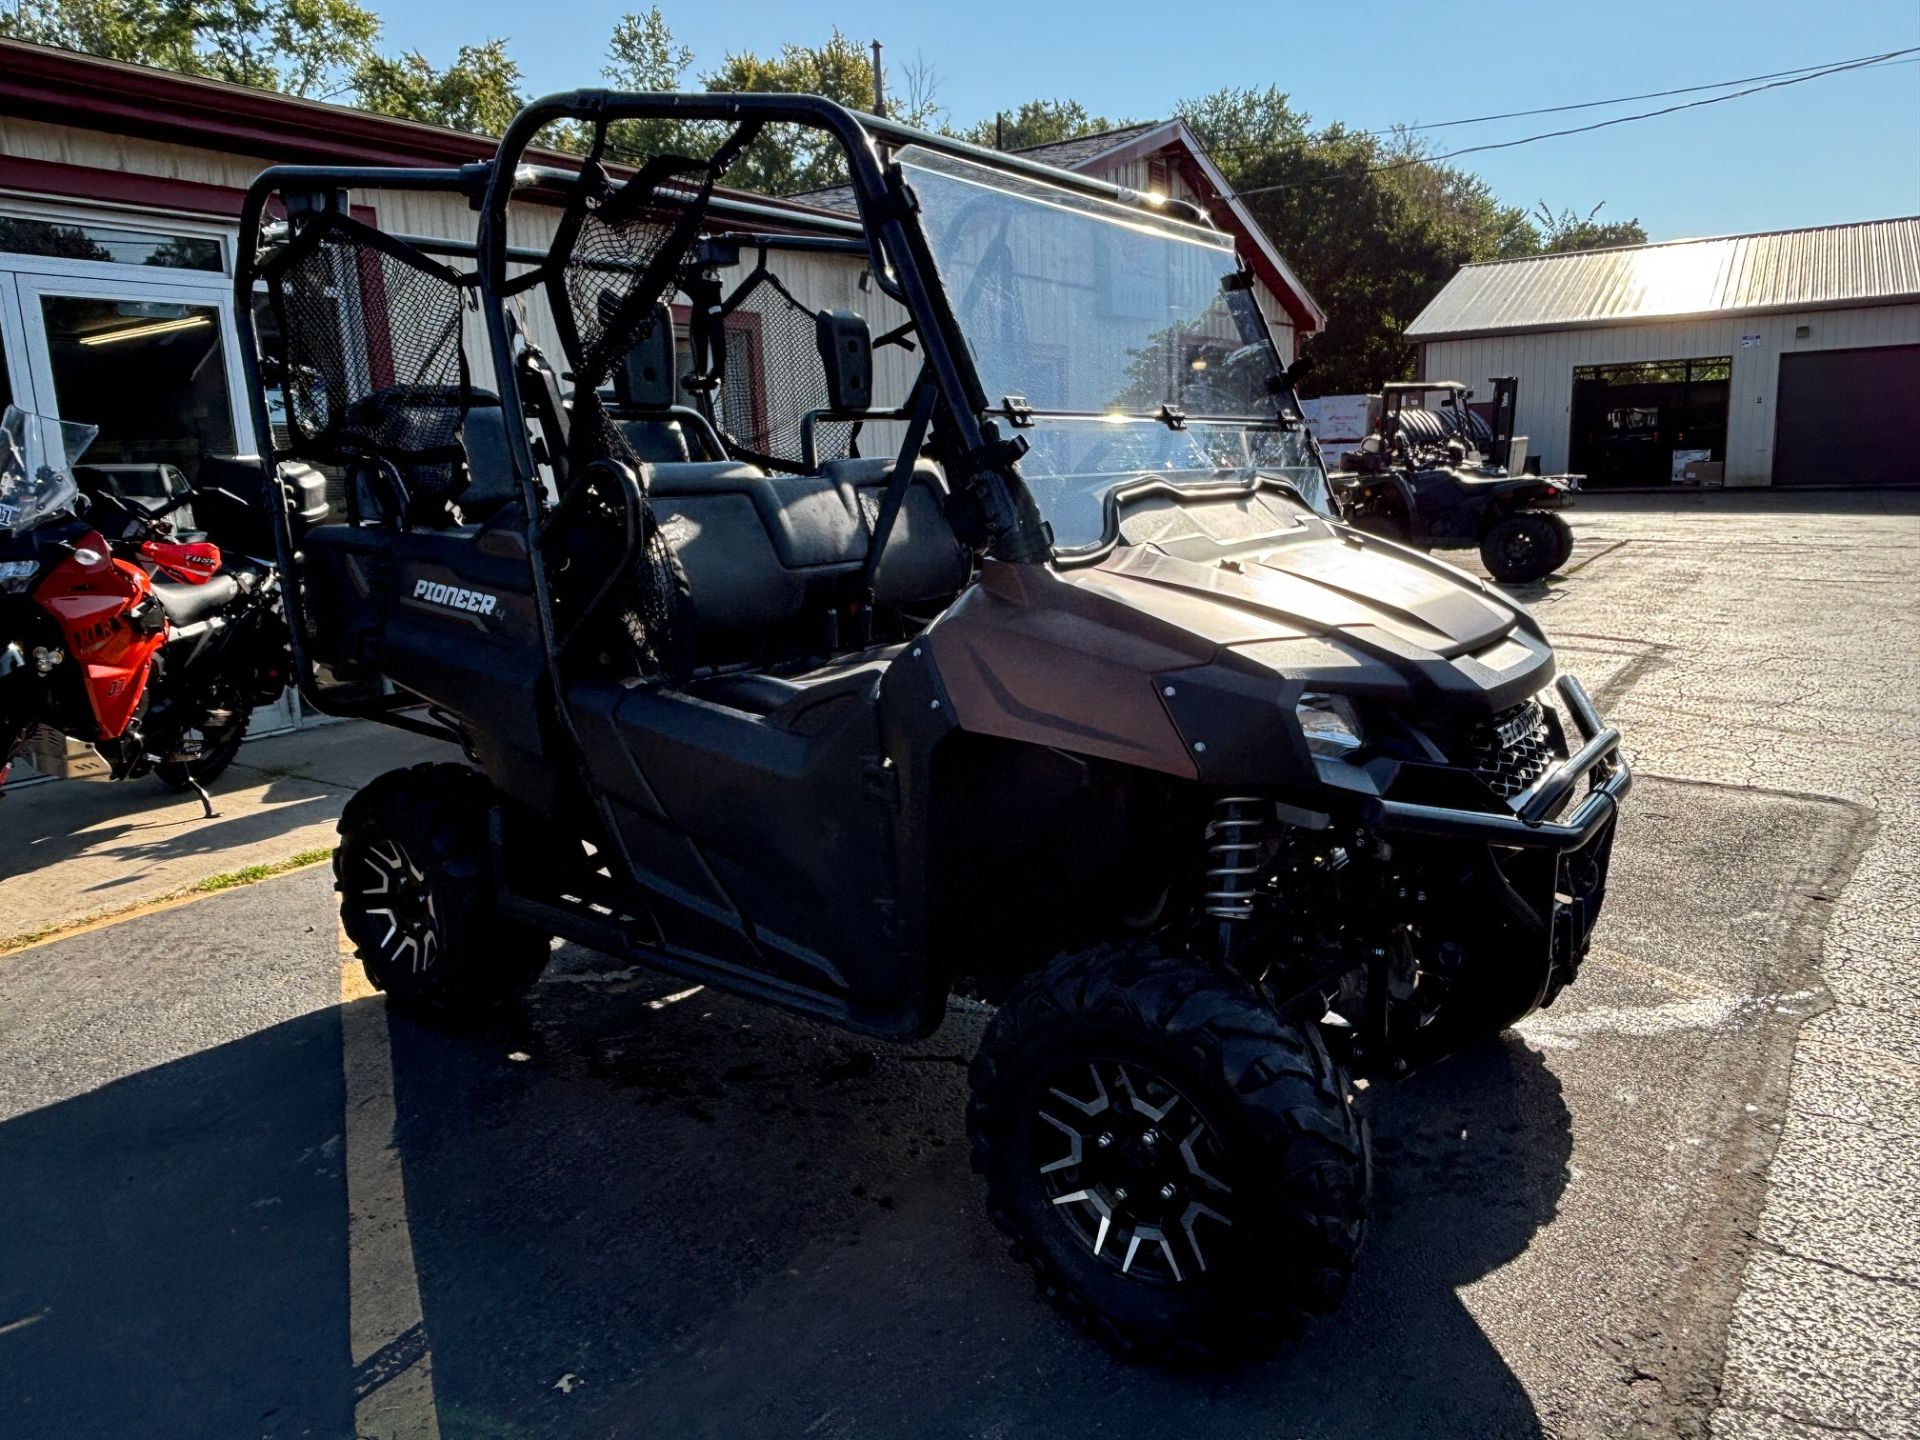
0 720 451 948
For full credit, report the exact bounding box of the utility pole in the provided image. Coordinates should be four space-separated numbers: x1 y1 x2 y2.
870 39 886 117
995 112 1005 150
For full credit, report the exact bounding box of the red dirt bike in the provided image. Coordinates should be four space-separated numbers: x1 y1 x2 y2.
0 405 294 814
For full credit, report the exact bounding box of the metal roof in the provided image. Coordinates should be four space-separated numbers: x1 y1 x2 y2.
1406 216 1920 341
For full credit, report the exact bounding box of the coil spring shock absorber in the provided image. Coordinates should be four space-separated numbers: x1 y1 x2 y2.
1204 797 1266 961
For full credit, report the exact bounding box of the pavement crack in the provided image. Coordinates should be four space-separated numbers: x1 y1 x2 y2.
1720 1402 1888 1440
1761 1240 1920 1293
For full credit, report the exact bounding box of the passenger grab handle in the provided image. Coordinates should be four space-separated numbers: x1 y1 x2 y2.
545 458 645 657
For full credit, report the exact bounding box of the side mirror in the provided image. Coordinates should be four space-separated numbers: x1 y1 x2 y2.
816 309 873 413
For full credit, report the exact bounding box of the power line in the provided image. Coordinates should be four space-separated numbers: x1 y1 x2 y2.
1228 46 1920 200
1198 47 1916 157
1366 50 1911 137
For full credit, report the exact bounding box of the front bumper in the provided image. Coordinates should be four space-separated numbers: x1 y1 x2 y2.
1359 674 1630 853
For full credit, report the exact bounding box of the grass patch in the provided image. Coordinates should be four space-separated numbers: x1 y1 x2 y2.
190 847 334 893
1 846 336 956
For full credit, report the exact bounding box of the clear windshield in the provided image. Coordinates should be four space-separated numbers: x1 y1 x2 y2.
0 405 96 535
900 146 1329 551
903 147 1284 418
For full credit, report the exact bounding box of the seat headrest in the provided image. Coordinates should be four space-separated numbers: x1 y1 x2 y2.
612 303 678 410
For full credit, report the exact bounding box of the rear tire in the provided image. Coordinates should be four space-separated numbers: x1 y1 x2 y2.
335 762 551 1014
154 710 250 791
1480 511 1562 583
1544 511 1576 572
968 942 1368 1365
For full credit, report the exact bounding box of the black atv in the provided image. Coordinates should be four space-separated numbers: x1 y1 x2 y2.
234 91 1629 1364
1334 379 1581 583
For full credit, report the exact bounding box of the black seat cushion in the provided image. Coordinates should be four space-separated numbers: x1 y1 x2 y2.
621 418 691 463
152 574 241 629
817 458 970 606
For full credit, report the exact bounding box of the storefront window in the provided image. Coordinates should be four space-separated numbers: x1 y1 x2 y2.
37 296 236 472
0 215 224 273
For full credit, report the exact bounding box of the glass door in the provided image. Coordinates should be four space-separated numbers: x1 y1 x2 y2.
15 273 254 471
0 272 38 418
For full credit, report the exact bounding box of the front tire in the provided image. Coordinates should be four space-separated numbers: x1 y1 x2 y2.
335 762 551 1014
968 942 1368 1365
1480 511 1563 583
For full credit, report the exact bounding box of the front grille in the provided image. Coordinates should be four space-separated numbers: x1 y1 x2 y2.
1468 699 1557 800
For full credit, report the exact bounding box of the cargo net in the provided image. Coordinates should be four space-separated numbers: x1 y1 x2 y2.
545 141 747 676
263 211 472 507
719 268 859 472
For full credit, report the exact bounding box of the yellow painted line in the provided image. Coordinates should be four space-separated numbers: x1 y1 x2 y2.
0 852 332 958
339 924 442 1439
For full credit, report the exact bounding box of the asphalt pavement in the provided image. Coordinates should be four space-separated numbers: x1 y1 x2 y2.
0 490 1914 1440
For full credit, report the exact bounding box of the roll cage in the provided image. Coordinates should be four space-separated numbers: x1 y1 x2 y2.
231 89 1294 735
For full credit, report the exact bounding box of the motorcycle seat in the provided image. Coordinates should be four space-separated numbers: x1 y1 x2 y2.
152 574 241 629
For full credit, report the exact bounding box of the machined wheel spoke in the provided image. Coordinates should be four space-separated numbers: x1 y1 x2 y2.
1132 1223 1182 1283
1036 1110 1084 1175
1047 1062 1110 1116
1180 1200 1231 1274
1114 1063 1176 1123
365 906 397 945
1180 1122 1232 1195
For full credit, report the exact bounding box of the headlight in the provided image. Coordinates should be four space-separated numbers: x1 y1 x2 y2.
0 559 38 593
1296 693 1365 758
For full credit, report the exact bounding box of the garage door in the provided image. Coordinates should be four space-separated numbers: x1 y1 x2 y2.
1774 343 1920 487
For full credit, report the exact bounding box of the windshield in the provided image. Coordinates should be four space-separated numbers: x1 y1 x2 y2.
900 146 1330 552
903 146 1282 419
0 405 96 536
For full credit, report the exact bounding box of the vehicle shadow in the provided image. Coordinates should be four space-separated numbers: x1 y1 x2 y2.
388 965 1571 1440
0 1007 353 1440
0 770 336 892
0 962 1568 1440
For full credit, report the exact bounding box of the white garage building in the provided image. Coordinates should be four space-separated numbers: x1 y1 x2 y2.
1405 217 1920 488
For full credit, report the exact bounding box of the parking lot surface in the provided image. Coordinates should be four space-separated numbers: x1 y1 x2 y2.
1 491 1914 1440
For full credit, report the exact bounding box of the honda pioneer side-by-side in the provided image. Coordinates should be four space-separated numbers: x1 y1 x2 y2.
234 91 1630 1363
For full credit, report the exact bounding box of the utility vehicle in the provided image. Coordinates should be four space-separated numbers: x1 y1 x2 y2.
234 91 1629 1363
1334 379 1581 582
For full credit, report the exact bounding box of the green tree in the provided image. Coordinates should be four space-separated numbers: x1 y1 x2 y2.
352 38 526 137
595 7 699 162
1532 201 1648 253
0 0 380 97
952 98 1130 151
1178 86 1624 393
699 28 940 195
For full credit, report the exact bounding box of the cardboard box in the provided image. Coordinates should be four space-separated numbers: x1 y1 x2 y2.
1682 459 1725 485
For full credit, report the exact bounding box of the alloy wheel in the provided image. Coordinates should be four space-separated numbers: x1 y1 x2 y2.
1034 1057 1234 1283
358 837 439 974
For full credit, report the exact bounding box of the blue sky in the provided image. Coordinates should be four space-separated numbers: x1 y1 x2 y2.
378 0 1920 239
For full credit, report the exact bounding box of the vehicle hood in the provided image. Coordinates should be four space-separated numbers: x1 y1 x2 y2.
1061 523 1555 708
